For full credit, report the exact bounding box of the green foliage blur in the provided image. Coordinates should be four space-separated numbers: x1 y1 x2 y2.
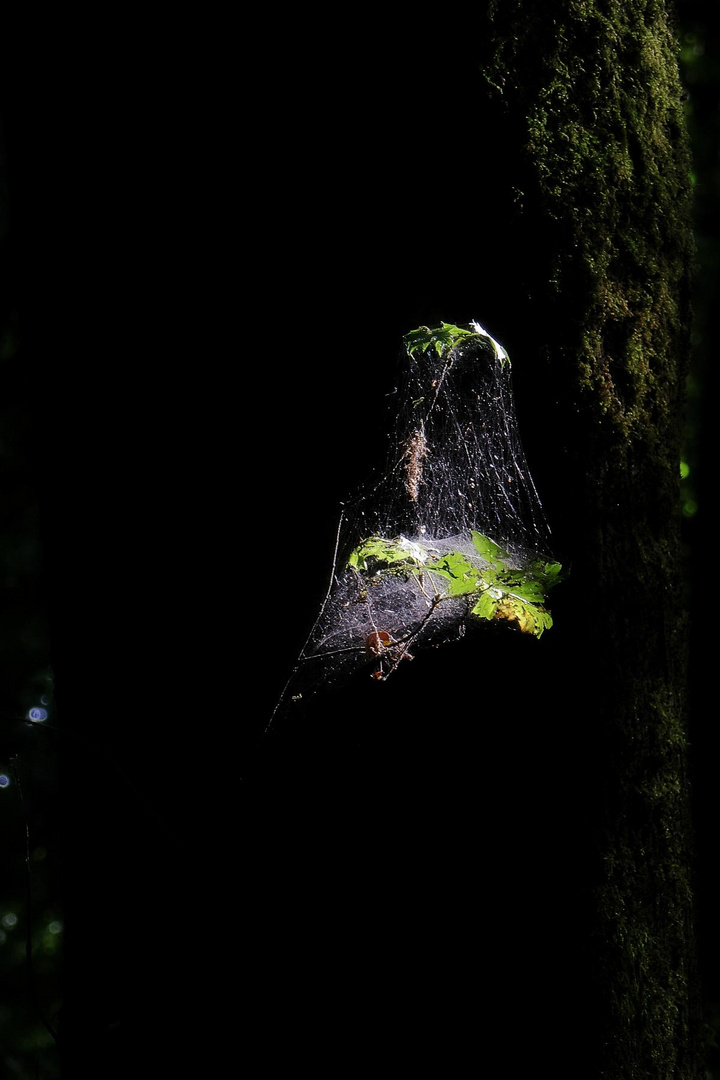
0 126 61 1077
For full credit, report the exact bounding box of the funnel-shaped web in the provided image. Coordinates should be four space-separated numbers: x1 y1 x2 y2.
270 322 563 727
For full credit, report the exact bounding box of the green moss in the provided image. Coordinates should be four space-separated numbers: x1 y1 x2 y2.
484 3 700 1075
486 0 693 462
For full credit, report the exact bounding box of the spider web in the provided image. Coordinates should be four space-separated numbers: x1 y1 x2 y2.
268 321 562 729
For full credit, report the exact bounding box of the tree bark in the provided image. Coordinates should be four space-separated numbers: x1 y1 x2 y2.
481 2 703 1075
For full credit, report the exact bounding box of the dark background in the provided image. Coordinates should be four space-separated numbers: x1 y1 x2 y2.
1 8 717 1076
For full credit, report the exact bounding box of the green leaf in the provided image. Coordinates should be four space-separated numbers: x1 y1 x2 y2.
471 590 501 621
429 551 481 596
404 322 482 359
403 321 511 368
470 530 509 567
471 592 553 638
490 571 544 603
346 532 564 641
347 536 427 572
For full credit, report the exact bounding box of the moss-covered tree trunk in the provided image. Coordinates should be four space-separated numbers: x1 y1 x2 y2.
482 2 702 1075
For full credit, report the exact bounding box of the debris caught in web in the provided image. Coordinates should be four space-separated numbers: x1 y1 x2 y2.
269 321 564 728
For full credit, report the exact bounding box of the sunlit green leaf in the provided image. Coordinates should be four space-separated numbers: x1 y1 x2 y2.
347 536 427 571
404 322 483 359
471 590 500 621
346 530 563 640
429 551 481 596
471 530 509 567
